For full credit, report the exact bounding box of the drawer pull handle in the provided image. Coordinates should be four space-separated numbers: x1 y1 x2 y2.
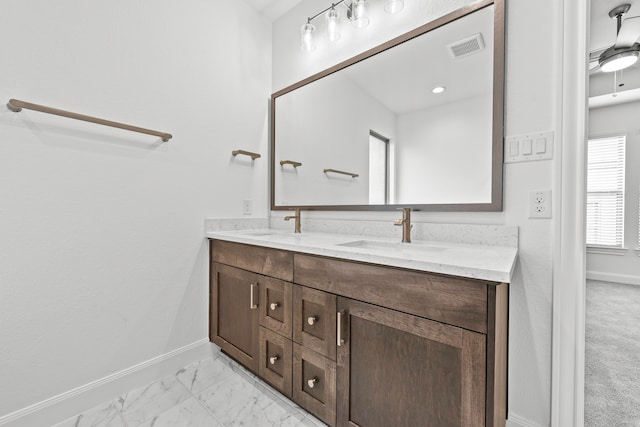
307 377 318 388
270 302 280 311
250 283 258 310
337 310 345 347
307 316 317 326
269 355 279 365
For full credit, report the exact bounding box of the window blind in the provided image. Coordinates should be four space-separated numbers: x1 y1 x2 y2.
586 135 626 247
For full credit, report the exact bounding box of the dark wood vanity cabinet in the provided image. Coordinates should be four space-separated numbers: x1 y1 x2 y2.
259 326 292 397
209 240 293 376
293 285 337 360
336 298 486 427
209 262 261 373
209 239 508 427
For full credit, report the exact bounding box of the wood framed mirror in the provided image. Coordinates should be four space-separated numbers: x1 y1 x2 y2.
271 0 504 211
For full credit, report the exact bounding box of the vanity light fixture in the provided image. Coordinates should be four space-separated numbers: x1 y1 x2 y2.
348 0 370 29
326 5 341 41
432 86 446 94
301 0 402 52
301 19 316 52
384 0 404 14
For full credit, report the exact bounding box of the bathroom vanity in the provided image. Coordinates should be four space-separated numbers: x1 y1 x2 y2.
207 230 514 427
209 0 510 423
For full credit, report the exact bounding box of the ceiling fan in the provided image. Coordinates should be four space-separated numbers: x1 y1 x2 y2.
589 3 640 73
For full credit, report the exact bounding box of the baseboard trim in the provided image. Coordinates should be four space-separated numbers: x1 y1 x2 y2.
0 338 212 427
507 412 548 427
586 270 640 286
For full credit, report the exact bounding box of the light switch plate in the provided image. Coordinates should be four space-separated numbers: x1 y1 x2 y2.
505 131 554 163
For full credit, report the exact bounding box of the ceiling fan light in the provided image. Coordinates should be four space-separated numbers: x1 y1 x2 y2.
600 49 639 72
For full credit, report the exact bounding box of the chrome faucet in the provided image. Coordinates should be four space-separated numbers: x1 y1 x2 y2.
394 207 412 243
284 208 301 233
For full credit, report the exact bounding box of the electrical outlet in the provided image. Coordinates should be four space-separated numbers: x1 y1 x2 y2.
529 190 551 218
242 199 252 215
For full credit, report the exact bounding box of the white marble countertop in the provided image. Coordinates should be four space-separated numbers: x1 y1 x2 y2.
206 228 518 283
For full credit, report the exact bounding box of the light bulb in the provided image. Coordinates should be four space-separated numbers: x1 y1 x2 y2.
384 0 404 14
326 8 341 42
301 22 316 52
350 0 369 28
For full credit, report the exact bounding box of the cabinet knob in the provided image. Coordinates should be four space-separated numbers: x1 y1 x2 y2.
270 302 280 311
307 316 317 326
269 355 279 365
307 377 318 388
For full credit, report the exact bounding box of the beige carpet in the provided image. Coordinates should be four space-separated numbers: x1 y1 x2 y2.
585 280 640 427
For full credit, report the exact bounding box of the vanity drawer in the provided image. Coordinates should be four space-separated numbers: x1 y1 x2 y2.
259 326 292 398
293 285 337 361
210 239 293 281
292 343 336 427
294 254 489 333
259 277 292 338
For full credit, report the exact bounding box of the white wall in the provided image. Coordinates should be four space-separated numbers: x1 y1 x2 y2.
587 101 640 285
395 94 493 204
272 1 558 426
274 72 396 206
0 0 271 420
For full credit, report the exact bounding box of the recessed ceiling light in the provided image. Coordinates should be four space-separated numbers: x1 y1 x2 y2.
432 86 446 94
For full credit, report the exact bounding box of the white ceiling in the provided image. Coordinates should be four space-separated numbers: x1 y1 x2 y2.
247 0 639 104
341 5 494 115
244 0 301 21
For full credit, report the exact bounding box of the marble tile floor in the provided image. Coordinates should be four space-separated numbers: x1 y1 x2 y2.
53 350 326 427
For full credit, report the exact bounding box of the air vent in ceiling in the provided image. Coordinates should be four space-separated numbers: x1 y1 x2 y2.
447 33 485 59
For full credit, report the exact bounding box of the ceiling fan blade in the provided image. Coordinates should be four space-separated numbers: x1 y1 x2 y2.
589 61 600 72
589 46 609 61
615 16 640 48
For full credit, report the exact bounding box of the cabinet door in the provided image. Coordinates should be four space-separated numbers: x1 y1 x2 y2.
292 343 337 427
259 326 292 398
336 297 486 427
259 277 292 338
293 285 337 360
210 263 260 374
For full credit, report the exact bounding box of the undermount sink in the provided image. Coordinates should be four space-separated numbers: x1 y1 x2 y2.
241 230 302 242
243 231 274 236
336 239 447 253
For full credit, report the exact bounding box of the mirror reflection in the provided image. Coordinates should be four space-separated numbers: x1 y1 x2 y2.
272 3 500 209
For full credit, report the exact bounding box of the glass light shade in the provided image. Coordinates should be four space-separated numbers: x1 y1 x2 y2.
326 8 341 42
301 22 316 52
600 50 639 72
351 0 369 28
384 0 404 14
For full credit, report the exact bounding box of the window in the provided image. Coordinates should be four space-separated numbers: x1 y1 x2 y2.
586 135 626 247
369 131 389 204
